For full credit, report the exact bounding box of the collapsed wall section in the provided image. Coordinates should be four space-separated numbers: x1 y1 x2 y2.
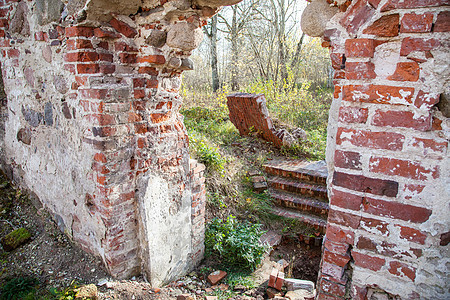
315 0 449 298
0 0 220 285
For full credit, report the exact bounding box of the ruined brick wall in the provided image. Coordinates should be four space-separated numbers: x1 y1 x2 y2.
317 0 449 299
0 0 221 286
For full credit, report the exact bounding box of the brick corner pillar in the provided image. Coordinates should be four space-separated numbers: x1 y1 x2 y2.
307 0 450 299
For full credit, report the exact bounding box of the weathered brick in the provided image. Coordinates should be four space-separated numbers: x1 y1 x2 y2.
324 240 349 255
338 106 368 124
414 90 440 110
139 67 159 76
66 39 93 50
77 63 99 74
372 110 431 131
351 251 385 271
320 278 346 297
381 0 448 12
336 127 405 151
362 196 432 223
65 26 94 37
333 171 399 197
114 42 138 52
396 225 427 245
411 137 447 154
401 13 433 33
334 150 362 170
369 156 439 180
345 39 374 58
323 250 351 268
328 209 361 229
345 62 376 80
110 17 137 38
388 62 420 82
321 261 345 279
94 27 121 38
138 55 166 65
340 0 375 35
342 85 415 105
326 224 355 245
400 37 440 56
433 11 450 32
330 52 345 70
65 51 99 62
119 53 137 64
363 14 399 37
330 189 363 211
359 217 390 236
388 261 416 281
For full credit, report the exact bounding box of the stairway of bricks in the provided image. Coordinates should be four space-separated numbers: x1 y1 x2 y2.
263 160 329 235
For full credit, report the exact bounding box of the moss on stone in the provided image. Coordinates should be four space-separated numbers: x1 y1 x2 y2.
1 227 31 251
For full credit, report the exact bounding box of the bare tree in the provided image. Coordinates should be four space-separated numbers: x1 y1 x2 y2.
203 15 220 92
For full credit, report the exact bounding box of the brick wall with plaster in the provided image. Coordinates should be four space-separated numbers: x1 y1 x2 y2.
0 0 232 286
303 0 449 298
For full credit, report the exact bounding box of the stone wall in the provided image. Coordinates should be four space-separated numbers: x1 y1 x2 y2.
313 0 449 299
0 0 223 286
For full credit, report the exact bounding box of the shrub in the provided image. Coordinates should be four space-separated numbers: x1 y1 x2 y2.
0 277 37 300
205 215 267 271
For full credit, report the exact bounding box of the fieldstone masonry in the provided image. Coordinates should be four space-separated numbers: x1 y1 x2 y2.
0 0 449 297
303 0 449 299
0 0 238 286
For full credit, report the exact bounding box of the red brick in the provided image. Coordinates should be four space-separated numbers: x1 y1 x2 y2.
65 26 94 37
328 209 361 229
138 55 166 65
414 90 440 110
114 42 138 52
275 271 284 290
340 0 375 35
35 31 47 41
320 279 346 297
66 39 93 50
79 89 108 99
99 64 115 74
433 11 450 32
403 184 425 200
324 240 349 255
133 78 146 88
151 112 170 123
401 13 433 33
333 171 399 197
323 250 351 268
357 235 422 259
388 261 416 281
342 85 415 105
334 70 345 81
362 196 432 223
363 14 399 37
396 225 427 244
369 156 439 181
350 284 368 300
359 217 390 236
134 89 145 99
99 53 113 62
139 67 159 76
411 137 447 154
345 38 374 58
321 261 345 279
388 62 420 82
338 106 368 124
334 150 362 170
146 79 159 89
372 109 431 131
345 62 376 80
7 48 19 58
336 127 405 151
110 17 137 38
94 153 107 163
94 27 120 38
135 123 148 134
351 251 385 271
381 0 448 12
65 51 99 62
77 63 99 74
326 224 355 245
84 113 116 126
330 53 345 70
119 53 137 64
330 189 363 211
400 37 440 56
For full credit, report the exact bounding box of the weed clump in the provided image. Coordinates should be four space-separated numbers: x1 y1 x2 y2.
205 215 267 271
0 277 37 300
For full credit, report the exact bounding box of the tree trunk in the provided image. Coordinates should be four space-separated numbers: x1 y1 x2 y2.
230 7 239 91
210 15 220 92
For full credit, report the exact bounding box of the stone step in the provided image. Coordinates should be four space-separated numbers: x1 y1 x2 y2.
268 176 328 201
271 207 327 234
269 189 329 217
263 160 327 186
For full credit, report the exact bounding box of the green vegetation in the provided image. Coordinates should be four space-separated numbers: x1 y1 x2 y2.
205 215 267 271
0 277 37 300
